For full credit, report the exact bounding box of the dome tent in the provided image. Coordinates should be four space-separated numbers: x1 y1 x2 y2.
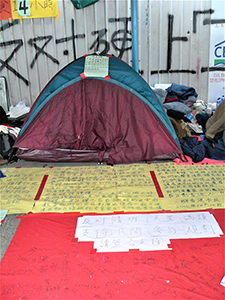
14 54 182 165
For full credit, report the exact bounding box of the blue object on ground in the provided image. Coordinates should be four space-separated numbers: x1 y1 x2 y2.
0 170 6 178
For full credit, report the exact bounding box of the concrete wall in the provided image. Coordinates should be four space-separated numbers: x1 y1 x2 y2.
0 0 221 108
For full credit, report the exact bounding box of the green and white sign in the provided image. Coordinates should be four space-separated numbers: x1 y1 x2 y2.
17 0 31 17
208 0 225 103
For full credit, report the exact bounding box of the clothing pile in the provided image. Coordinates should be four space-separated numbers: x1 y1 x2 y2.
0 107 21 163
152 83 197 139
152 83 225 162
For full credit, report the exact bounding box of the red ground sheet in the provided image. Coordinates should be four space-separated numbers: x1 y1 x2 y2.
174 155 225 165
1 210 224 299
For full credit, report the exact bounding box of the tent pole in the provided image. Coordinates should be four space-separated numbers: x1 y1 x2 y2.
131 0 139 73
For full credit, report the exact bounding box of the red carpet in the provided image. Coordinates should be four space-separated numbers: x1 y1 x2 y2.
1 210 224 299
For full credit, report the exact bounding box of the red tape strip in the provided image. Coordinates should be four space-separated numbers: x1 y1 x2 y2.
34 175 48 201
80 72 86 79
129 249 139 253
150 171 164 198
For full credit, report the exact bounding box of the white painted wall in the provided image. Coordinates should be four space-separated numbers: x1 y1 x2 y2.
0 0 223 108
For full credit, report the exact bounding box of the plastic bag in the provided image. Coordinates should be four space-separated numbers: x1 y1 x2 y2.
8 101 30 119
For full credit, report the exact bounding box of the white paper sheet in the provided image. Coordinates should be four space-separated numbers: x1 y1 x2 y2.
75 212 223 252
0 210 8 225
220 275 225 287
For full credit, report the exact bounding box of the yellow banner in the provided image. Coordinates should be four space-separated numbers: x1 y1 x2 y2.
1 163 224 214
10 0 58 19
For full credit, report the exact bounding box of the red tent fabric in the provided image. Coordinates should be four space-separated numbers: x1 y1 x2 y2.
15 80 181 164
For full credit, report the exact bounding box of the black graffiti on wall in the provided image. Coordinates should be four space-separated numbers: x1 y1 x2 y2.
0 19 19 31
0 10 225 84
56 19 85 59
90 28 110 55
88 17 132 59
151 12 225 75
0 39 29 85
0 17 131 84
28 36 60 68
109 17 132 59
193 9 214 33
56 17 131 60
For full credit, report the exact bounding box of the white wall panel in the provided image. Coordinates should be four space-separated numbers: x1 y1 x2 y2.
1 0 222 109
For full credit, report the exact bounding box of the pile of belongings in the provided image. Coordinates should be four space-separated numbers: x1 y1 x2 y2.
0 104 29 163
152 83 225 163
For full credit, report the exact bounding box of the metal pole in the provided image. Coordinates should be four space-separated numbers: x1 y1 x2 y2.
131 0 139 73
